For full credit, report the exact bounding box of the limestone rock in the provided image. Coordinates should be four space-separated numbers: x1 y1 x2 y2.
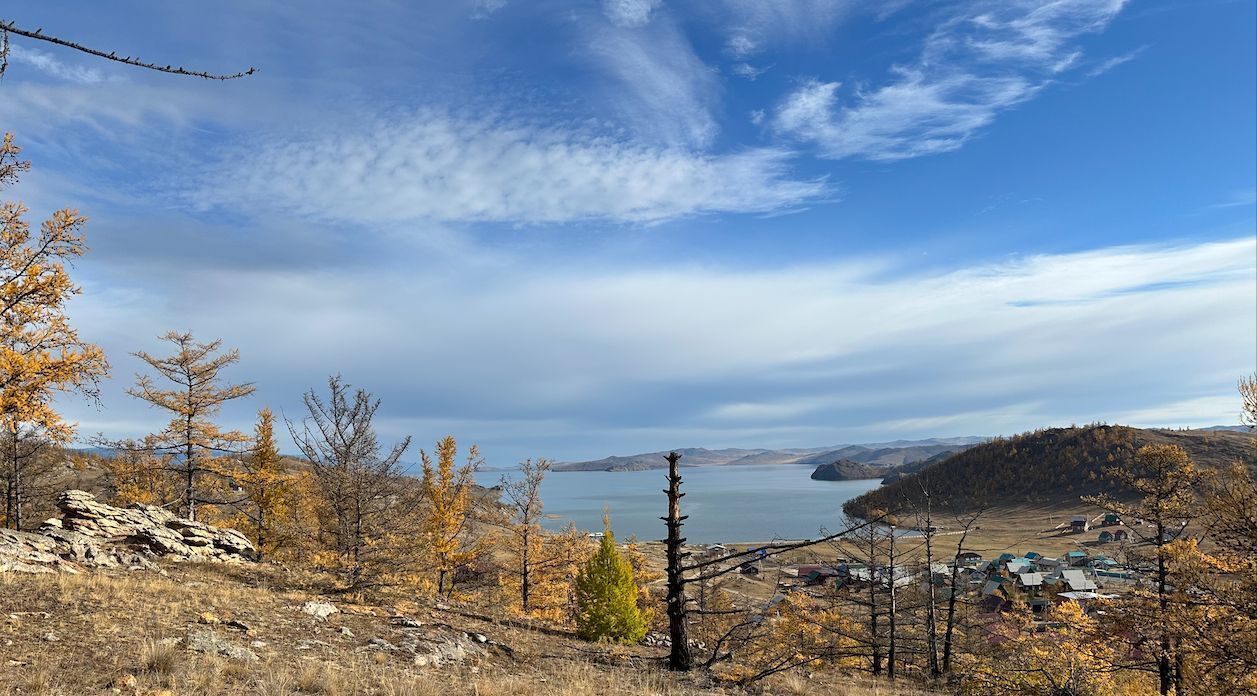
0 490 256 574
186 630 259 661
302 601 339 620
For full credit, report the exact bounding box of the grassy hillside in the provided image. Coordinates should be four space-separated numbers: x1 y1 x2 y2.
0 562 937 696
844 425 1256 517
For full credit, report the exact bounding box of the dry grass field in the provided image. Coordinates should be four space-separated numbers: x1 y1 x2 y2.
0 563 938 696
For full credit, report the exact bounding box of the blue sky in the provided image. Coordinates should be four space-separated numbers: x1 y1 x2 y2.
1 0 1254 464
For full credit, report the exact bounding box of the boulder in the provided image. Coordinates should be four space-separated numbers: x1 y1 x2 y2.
0 490 255 574
302 601 339 620
186 630 259 661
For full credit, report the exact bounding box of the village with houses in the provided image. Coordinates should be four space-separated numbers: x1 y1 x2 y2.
679 508 1165 622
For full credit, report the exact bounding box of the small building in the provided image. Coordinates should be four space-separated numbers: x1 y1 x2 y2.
1024 551 1042 561
797 565 840 585
1102 513 1121 527
1064 551 1090 567
1070 515 1090 532
1016 572 1044 591
1035 556 1062 570
1113 529 1130 542
1097 530 1114 543
957 551 983 565
1006 560 1033 575
1055 569 1098 592
701 544 729 559
982 577 1009 597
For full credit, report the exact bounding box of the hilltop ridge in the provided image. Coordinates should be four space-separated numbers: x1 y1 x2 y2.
844 425 1256 517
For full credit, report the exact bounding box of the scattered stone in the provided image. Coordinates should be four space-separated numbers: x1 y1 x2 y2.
186 630 259 662
390 616 422 628
302 601 339 620
43 632 59 642
368 638 398 651
249 640 268 649
224 619 252 632
197 611 221 625
340 626 354 638
467 632 488 643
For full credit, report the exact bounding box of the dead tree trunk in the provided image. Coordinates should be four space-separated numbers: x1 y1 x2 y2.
942 509 982 675
921 492 940 677
663 451 693 671
887 523 897 679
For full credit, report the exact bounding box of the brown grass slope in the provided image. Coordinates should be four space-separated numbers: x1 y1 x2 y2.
0 563 937 696
843 425 1257 518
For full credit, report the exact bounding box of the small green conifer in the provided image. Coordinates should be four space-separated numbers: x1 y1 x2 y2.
573 518 647 643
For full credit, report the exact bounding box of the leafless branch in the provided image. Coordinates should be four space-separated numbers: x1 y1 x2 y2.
0 20 255 80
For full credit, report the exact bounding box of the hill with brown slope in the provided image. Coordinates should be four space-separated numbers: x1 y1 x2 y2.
843 425 1256 518
809 459 883 481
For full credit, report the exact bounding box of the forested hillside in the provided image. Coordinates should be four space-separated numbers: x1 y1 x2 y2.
844 425 1256 517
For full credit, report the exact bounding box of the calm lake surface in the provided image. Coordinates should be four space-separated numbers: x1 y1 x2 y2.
474 464 883 544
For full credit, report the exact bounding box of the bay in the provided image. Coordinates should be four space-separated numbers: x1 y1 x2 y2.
475 464 884 544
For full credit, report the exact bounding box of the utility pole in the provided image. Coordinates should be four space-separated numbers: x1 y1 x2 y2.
663 451 693 670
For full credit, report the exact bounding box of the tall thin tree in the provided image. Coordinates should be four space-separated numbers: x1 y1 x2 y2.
126 331 254 521
501 457 551 612
289 376 412 588
419 436 483 596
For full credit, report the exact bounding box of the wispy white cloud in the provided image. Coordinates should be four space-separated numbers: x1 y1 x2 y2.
1201 189 1257 211
602 0 663 28
1085 46 1147 77
470 0 509 18
714 1 853 58
1113 396 1248 430
731 62 769 80
7 43 108 84
195 110 826 225
774 0 1128 160
585 11 721 147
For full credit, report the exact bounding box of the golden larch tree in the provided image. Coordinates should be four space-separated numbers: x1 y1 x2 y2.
419 435 483 596
0 132 109 530
126 331 254 521
234 407 290 560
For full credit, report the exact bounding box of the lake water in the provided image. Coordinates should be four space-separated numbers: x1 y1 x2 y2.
474 465 884 544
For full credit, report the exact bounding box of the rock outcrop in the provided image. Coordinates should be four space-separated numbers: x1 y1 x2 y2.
0 490 255 573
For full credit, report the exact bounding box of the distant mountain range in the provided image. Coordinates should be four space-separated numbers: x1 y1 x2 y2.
553 436 988 472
